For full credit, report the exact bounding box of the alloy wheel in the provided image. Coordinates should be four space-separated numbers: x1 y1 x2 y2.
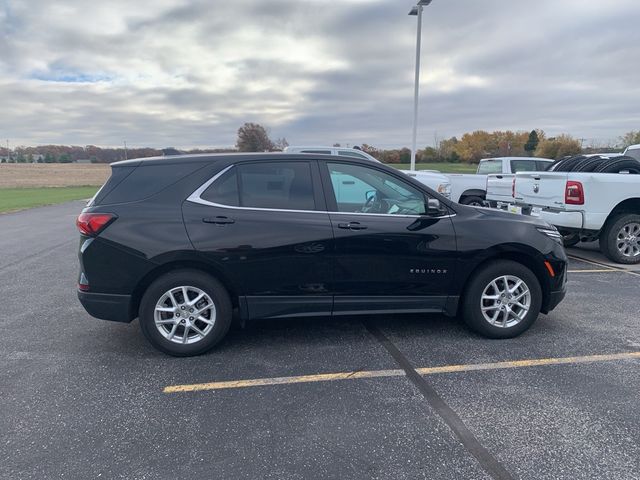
480 275 531 328
616 222 640 258
154 286 216 344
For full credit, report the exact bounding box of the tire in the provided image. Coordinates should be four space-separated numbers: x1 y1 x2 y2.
593 156 640 174
554 155 586 172
462 260 542 339
461 195 485 206
561 232 581 248
139 269 233 356
599 214 640 264
574 156 608 172
547 156 572 172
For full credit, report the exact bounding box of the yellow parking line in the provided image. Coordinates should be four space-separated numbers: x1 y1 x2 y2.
567 269 618 273
568 255 640 277
163 351 640 393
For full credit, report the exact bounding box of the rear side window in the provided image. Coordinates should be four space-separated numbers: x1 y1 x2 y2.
201 162 316 211
536 161 553 171
510 160 537 173
477 160 502 174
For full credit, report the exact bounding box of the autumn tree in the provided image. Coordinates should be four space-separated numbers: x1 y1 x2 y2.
620 130 640 148
236 123 274 152
535 134 582 159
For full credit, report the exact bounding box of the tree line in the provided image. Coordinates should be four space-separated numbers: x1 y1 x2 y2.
2 124 638 164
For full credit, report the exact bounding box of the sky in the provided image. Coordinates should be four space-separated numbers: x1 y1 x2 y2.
0 0 639 149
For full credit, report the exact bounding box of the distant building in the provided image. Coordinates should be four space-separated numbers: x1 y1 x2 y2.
74 159 93 164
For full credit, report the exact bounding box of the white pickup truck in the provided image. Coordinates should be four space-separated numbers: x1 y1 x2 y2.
497 156 640 264
447 157 554 206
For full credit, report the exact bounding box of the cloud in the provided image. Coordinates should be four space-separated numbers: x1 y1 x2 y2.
0 0 638 148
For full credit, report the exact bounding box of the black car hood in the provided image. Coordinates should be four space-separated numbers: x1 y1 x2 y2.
469 205 553 228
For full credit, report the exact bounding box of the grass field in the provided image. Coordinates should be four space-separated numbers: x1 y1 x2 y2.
0 186 99 213
393 163 477 173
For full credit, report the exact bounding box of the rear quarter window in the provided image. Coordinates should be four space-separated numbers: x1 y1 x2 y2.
477 160 502 174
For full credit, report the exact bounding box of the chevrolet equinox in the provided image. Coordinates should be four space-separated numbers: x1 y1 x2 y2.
77 153 567 356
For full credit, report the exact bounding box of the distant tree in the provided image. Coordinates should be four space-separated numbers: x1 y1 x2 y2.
236 123 274 152
524 130 540 156
333 143 341 147
535 134 582 159
44 153 55 163
273 137 289 151
620 130 640 148
58 154 72 163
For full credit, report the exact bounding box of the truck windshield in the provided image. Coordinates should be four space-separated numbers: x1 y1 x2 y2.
477 160 502 175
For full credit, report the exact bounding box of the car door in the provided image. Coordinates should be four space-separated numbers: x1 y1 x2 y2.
182 159 334 319
319 160 457 315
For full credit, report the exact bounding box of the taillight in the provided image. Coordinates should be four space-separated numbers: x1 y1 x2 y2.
565 181 584 205
76 212 117 236
512 178 516 198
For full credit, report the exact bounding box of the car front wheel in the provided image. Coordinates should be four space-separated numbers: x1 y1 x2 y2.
139 270 232 356
462 260 542 338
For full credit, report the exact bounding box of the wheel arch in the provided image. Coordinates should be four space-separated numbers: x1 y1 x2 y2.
456 246 553 315
129 256 240 320
605 198 640 226
460 189 486 200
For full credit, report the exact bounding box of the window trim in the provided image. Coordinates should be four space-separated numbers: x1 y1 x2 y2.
187 162 455 219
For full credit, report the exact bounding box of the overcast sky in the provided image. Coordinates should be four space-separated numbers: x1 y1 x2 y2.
1 0 638 149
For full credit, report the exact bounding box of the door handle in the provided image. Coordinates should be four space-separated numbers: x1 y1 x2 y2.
338 222 368 231
203 216 235 225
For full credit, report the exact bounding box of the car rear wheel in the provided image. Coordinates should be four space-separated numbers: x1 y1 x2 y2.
139 269 232 356
462 260 542 338
599 214 640 264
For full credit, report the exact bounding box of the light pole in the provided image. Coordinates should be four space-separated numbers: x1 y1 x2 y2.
409 0 433 171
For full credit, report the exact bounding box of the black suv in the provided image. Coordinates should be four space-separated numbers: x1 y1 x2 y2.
77 154 567 356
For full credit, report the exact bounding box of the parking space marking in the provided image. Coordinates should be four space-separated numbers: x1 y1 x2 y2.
567 269 619 273
163 351 640 394
568 254 640 277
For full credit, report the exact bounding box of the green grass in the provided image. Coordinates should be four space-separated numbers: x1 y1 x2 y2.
392 163 478 174
0 186 99 213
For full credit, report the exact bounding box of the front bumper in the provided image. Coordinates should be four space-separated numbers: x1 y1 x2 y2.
544 288 566 314
78 291 134 323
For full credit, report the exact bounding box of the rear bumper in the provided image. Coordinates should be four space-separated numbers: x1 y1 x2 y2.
78 291 134 323
539 210 583 230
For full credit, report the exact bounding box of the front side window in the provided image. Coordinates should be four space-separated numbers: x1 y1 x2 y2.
328 163 426 215
477 160 502 174
626 148 640 161
201 162 315 210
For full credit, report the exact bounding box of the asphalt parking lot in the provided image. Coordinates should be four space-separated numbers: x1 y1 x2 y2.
1 201 639 480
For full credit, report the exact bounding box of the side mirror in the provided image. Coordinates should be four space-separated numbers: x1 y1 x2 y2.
426 198 446 216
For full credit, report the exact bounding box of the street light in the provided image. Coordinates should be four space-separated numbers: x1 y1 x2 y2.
408 0 433 171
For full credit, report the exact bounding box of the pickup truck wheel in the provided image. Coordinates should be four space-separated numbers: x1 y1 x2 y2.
600 214 640 264
461 196 484 206
462 260 542 338
561 232 581 247
139 269 233 356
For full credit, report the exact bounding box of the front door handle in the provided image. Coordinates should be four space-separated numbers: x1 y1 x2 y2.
338 222 368 231
203 216 235 225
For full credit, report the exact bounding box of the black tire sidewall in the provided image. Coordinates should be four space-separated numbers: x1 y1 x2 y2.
139 270 232 356
462 260 542 338
461 196 484 206
600 214 640 265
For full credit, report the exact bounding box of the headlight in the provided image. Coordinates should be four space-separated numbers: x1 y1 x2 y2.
437 183 452 198
536 227 563 243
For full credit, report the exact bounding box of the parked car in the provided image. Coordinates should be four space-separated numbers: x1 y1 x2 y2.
490 154 640 263
447 157 554 206
77 153 567 356
283 146 452 198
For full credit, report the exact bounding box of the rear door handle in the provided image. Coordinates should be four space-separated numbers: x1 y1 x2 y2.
203 216 235 225
338 222 368 231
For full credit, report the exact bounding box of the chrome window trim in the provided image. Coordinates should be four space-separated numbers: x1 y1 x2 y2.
186 164 456 219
